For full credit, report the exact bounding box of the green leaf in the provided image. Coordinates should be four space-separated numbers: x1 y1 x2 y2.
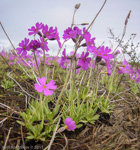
76 124 83 128
17 120 25 126
26 135 35 140
52 105 60 117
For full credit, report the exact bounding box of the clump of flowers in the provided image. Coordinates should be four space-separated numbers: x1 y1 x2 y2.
3 3 137 146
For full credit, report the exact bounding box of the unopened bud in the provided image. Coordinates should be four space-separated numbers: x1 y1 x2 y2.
72 38 76 43
75 3 81 9
67 56 72 59
81 43 87 47
57 127 66 133
37 31 43 37
81 23 89 25
95 56 102 63
49 38 55 41
125 10 131 25
100 62 106 66
76 65 81 69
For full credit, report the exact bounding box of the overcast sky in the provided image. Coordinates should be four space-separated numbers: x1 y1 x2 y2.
0 0 140 54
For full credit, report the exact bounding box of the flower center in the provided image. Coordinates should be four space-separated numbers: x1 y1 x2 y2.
70 34 73 37
64 125 68 129
35 28 38 32
43 85 46 89
33 45 37 49
46 32 50 35
23 46 26 50
98 53 101 55
83 58 86 61
88 41 91 46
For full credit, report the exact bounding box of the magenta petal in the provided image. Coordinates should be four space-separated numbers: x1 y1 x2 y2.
65 118 72 125
28 32 34 36
85 52 89 57
68 124 76 130
17 49 22 55
35 83 43 92
46 80 57 89
44 89 53 96
38 77 46 85
64 118 76 131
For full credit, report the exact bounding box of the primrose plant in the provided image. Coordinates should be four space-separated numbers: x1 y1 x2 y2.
1 77 14 91
1 2 139 144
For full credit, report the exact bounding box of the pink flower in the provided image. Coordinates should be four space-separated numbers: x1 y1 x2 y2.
38 37 49 52
29 40 40 51
28 22 44 36
113 50 120 58
53 27 62 48
106 60 112 76
73 26 82 36
16 38 30 56
117 59 131 74
42 25 55 39
63 27 77 41
35 77 57 96
60 49 69 68
84 32 96 52
94 46 113 61
64 118 76 131
78 52 91 71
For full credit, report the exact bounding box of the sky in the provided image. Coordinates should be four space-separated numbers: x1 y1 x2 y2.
0 0 140 54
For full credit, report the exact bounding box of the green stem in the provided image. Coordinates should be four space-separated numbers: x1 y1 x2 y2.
33 51 41 77
106 66 116 100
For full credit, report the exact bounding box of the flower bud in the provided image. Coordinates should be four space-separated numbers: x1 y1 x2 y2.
81 43 87 47
37 31 43 37
76 65 81 69
49 38 55 41
95 56 102 63
75 3 81 9
72 38 76 43
57 127 66 133
100 62 106 66
81 23 89 25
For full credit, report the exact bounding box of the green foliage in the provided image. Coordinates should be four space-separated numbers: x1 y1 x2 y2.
17 98 59 141
130 79 140 94
1 77 14 91
93 96 114 113
62 84 100 128
100 74 123 93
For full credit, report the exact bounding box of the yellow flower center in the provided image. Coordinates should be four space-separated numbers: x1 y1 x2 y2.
88 41 91 46
23 46 26 49
70 34 73 37
43 85 46 89
46 32 49 35
35 28 38 32
64 125 68 129
83 58 86 61
33 45 37 49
